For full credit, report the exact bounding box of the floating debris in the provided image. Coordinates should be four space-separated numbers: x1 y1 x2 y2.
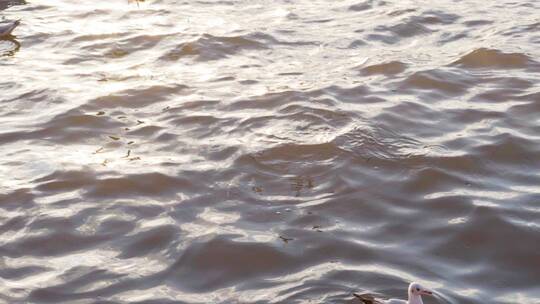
93 147 104 154
128 0 145 7
109 136 120 141
129 157 141 161
127 141 135 145
290 176 314 197
279 235 294 243
137 120 144 125
96 111 105 116
107 48 128 58
123 150 131 158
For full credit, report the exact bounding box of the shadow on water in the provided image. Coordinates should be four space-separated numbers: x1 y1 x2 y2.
0 36 20 56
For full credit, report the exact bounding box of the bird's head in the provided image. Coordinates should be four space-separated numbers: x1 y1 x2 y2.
408 282 433 297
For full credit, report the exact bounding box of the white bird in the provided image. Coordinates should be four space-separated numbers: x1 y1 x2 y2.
0 19 20 37
354 282 434 304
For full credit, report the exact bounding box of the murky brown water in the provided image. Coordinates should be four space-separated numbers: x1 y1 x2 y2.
1 0 540 303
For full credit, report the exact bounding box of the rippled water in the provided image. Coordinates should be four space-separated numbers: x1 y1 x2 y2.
1 0 540 303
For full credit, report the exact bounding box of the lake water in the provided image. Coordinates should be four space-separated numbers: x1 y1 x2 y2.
1 1 540 303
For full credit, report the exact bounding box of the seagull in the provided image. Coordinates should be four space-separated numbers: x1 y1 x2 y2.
0 19 20 37
354 282 434 304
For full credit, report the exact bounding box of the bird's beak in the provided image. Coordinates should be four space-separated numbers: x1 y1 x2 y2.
421 289 433 296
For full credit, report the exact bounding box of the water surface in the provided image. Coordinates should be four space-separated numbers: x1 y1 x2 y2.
1 1 540 303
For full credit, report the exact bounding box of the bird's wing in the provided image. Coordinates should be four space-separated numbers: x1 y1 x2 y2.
353 293 409 304
353 293 383 304
0 20 20 36
383 299 408 304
